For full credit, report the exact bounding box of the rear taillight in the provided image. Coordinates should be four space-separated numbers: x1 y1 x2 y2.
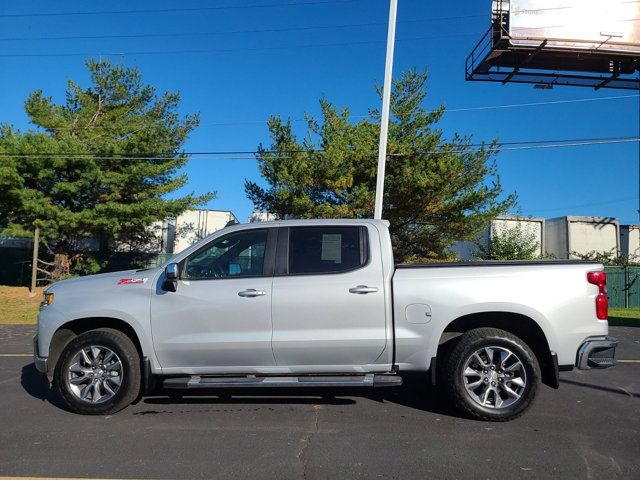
587 271 608 320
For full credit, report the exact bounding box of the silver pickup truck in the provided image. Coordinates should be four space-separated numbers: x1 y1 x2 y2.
34 219 617 421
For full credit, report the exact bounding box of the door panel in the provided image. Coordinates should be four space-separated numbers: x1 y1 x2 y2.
271 225 387 368
151 277 274 369
150 228 276 370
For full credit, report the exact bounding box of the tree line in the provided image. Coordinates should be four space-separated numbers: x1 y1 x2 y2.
0 60 520 282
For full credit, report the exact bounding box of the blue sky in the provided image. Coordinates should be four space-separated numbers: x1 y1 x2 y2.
1 0 638 224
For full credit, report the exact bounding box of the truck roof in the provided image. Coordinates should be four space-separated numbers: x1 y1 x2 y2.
240 218 390 228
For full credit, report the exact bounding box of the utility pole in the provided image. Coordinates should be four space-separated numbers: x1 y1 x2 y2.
374 0 398 220
29 226 40 296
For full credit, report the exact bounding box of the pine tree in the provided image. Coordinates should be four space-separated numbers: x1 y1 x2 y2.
245 69 515 262
0 60 214 279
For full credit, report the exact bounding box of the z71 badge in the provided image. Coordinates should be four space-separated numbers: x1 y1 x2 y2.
117 278 148 285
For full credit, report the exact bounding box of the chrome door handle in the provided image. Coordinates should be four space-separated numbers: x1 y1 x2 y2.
349 285 379 295
238 289 267 298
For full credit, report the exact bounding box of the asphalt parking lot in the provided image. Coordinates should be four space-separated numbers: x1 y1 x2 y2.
0 325 638 480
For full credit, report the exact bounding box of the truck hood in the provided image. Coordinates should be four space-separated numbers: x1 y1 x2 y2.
38 268 162 338
46 268 160 295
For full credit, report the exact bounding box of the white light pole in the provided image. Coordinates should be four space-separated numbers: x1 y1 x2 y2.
374 0 399 220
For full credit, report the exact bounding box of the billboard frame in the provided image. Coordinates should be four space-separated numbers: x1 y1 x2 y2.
466 1 640 90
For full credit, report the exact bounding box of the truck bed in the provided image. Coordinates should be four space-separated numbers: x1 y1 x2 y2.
396 260 599 268
391 260 607 371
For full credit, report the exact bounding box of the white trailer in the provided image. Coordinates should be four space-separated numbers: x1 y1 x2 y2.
545 216 620 260
162 210 238 253
621 225 640 262
450 216 545 260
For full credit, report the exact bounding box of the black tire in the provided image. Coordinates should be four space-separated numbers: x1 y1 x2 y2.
442 327 540 422
53 328 141 415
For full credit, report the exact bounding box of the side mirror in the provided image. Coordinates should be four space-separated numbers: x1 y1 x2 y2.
163 263 179 292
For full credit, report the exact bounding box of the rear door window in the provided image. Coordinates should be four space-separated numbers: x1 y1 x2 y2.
288 226 367 275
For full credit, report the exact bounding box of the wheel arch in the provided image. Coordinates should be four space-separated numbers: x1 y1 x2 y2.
48 317 144 378
435 311 557 389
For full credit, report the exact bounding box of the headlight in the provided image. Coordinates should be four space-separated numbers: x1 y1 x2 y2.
42 292 54 306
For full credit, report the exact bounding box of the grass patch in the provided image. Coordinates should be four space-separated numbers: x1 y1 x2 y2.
608 308 640 328
0 286 43 324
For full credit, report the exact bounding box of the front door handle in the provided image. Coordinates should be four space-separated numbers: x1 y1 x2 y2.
238 289 267 298
349 285 379 295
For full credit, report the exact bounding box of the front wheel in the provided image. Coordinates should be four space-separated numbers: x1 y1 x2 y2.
442 327 540 422
53 328 141 415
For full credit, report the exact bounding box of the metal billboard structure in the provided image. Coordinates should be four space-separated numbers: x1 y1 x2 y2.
466 0 640 90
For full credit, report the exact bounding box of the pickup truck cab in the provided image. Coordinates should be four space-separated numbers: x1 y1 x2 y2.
35 219 617 421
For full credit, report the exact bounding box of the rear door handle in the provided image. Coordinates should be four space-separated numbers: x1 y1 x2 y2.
238 289 267 298
349 285 379 295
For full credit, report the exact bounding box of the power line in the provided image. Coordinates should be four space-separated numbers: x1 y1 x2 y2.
0 0 362 18
23 95 640 133
0 22 394 43
424 137 640 155
203 94 640 126
3 136 639 160
445 94 640 113
0 33 481 58
0 17 483 42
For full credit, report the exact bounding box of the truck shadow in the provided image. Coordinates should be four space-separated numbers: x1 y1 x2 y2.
20 363 67 410
20 362 453 416
21 362 638 418
142 375 453 416
560 378 640 398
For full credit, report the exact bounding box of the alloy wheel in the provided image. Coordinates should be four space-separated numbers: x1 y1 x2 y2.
461 345 527 409
67 345 123 404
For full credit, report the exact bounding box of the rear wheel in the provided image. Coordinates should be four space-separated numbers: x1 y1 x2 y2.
53 328 141 415
442 327 540 422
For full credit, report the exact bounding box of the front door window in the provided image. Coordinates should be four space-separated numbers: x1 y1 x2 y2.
183 230 268 280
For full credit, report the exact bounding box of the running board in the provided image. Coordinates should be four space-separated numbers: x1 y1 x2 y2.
163 374 402 389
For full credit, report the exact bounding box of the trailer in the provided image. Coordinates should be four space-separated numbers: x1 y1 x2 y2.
451 216 545 260
620 225 640 262
161 210 239 253
545 216 620 260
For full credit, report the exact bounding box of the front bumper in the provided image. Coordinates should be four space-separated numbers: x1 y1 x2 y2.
33 336 48 374
576 337 618 370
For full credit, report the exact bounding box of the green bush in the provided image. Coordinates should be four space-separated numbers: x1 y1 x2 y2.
475 223 542 261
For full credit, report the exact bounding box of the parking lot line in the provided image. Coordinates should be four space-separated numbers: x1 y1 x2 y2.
0 477 146 480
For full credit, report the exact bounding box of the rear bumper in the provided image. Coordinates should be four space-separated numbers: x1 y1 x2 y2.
33 336 48 374
576 337 618 370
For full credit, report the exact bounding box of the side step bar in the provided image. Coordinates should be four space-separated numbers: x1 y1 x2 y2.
163 374 402 390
